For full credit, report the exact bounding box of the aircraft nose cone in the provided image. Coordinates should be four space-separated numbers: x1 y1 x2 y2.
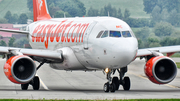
111 39 138 67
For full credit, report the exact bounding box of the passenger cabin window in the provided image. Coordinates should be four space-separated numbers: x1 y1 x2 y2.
101 31 108 38
110 31 121 37
122 31 131 37
96 31 104 38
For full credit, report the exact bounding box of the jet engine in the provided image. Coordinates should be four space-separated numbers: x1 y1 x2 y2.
144 56 177 84
4 55 36 84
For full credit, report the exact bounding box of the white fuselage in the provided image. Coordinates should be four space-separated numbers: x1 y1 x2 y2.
27 17 138 70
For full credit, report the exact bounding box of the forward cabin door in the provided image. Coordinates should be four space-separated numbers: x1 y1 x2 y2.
83 21 97 49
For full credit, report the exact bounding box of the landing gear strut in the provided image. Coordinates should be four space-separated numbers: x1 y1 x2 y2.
103 67 131 92
21 76 40 90
21 60 46 90
103 70 116 92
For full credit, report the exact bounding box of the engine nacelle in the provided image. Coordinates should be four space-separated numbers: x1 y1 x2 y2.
4 55 36 84
144 56 177 84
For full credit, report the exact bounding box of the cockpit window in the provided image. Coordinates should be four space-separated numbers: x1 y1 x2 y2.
110 31 121 37
97 30 133 38
101 31 108 38
122 31 132 37
96 31 104 38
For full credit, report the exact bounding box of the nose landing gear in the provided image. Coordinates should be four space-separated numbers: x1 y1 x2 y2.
103 67 130 92
103 70 116 92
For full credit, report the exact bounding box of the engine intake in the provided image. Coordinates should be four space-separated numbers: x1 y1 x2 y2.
144 56 177 84
4 55 36 84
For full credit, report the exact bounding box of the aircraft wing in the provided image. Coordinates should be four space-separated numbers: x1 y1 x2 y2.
0 47 63 62
0 28 63 62
0 28 29 34
137 45 180 57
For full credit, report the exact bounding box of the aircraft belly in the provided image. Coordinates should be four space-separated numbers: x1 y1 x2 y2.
50 47 87 70
50 63 86 70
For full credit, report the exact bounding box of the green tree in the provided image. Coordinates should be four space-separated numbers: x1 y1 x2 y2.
8 37 16 47
99 3 117 17
105 4 117 17
124 8 130 18
117 8 123 19
149 42 161 48
49 3 61 17
151 5 161 22
147 37 161 47
13 37 29 48
160 37 177 46
18 13 28 24
175 37 180 45
170 30 180 38
160 0 180 13
134 27 150 40
4 11 13 23
55 11 64 18
168 9 180 26
54 11 71 18
154 22 174 37
143 0 180 14
56 0 86 17
138 39 145 49
0 40 7 46
87 6 99 17
27 0 33 12
143 0 157 14
143 0 180 25
12 14 19 24
27 0 86 17
161 9 169 22
0 18 8 24
27 0 57 12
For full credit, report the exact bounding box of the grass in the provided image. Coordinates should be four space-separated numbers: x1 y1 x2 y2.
0 99 180 101
79 0 150 18
0 0 30 19
176 62 180 69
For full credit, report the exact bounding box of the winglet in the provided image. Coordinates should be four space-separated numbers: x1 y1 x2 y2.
33 0 51 22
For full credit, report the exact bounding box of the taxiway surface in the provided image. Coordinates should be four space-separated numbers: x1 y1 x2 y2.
0 58 180 100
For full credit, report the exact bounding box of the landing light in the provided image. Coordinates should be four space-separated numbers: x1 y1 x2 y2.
105 68 110 73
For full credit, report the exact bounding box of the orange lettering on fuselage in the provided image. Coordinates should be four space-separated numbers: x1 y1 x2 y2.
32 20 89 49
71 23 81 42
49 24 57 42
79 23 89 42
55 20 67 42
61 21 73 42
32 24 45 42
67 24 76 42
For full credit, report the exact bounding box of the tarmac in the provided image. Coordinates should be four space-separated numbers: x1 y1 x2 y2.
0 58 180 100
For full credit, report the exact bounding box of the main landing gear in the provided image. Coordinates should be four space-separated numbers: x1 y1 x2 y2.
103 67 130 92
21 76 40 90
21 60 47 90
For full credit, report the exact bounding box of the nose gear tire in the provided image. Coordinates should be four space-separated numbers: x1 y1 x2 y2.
110 83 116 92
104 82 109 92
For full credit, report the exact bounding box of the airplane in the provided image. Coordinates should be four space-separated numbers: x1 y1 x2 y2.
0 0 179 92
